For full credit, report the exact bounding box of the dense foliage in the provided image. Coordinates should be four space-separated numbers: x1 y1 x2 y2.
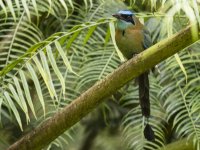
0 0 200 149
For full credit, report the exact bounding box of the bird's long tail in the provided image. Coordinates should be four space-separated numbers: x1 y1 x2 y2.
138 72 155 141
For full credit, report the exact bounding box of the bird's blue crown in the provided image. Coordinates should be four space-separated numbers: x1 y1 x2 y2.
118 10 133 15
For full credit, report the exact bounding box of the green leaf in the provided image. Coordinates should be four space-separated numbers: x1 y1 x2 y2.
39 50 57 100
174 54 187 83
8 82 30 123
46 0 52 17
13 76 30 123
104 26 111 46
22 0 31 22
31 0 39 24
6 0 16 22
55 41 77 75
109 21 125 62
33 55 55 99
0 0 8 20
14 0 21 14
0 98 2 125
58 0 68 18
4 91 23 131
68 0 74 10
66 30 81 50
26 63 45 116
19 70 37 119
46 45 65 95
83 26 97 45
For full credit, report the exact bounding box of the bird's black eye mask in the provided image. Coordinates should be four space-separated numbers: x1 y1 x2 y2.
121 14 135 25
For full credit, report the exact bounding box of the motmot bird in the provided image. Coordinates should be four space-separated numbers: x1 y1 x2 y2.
113 10 155 141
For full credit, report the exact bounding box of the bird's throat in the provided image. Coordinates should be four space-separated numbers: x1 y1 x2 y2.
115 20 133 31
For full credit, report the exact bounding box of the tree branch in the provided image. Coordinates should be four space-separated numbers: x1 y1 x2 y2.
7 24 199 150
160 138 195 150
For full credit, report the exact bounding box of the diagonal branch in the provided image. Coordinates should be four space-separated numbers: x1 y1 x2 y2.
8 24 199 150
160 137 194 150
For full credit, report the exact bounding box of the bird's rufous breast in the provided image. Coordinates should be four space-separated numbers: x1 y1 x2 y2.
115 26 145 59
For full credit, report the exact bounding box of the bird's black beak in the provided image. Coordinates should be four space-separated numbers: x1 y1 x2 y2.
112 13 121 19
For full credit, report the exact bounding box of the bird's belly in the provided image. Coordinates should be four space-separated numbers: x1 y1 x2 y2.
115 32 144 59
